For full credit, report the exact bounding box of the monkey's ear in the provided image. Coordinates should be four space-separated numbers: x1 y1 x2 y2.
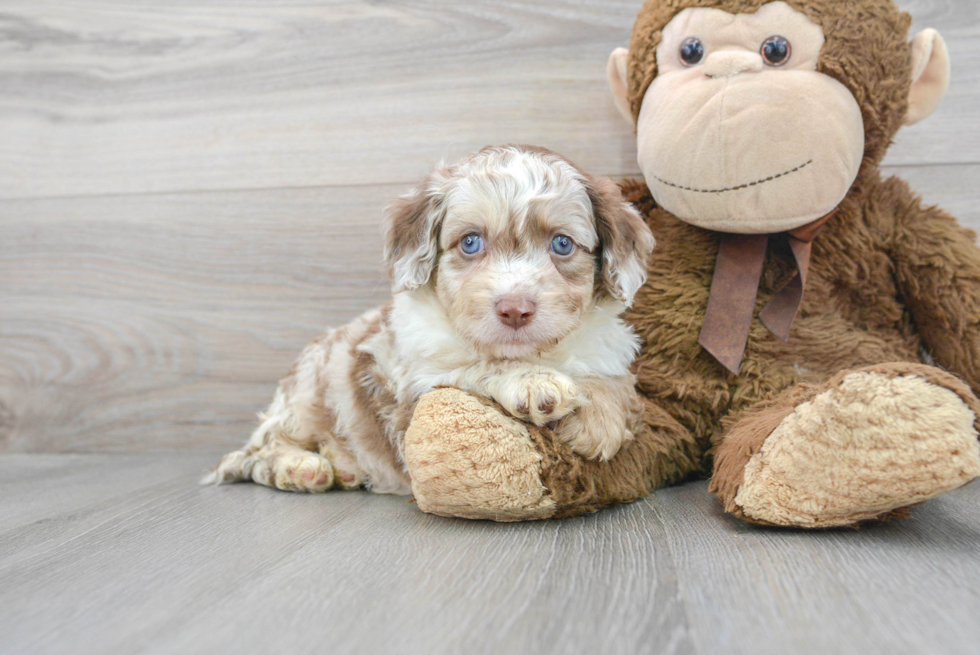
382 170 448 293
905 29 951 126
588 175 655 306
607 47 634 125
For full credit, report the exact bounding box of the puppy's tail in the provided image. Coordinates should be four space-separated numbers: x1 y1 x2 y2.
201 406 288 486
200 450 249 486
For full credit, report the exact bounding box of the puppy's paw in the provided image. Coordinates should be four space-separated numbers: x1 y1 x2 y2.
555 398 636 461
501 370 583 426
270 451 335 492
559 424 633 461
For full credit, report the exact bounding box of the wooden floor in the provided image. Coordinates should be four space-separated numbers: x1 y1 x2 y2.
3 453 980 655
3 1 980 653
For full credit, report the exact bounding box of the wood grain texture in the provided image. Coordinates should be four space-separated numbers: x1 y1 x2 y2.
2 453 980 655
0 184 395 452
0 0 642 199
0 1 976 200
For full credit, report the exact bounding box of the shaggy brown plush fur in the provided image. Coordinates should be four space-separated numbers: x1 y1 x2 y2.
404 0 980 525
531 395 702 517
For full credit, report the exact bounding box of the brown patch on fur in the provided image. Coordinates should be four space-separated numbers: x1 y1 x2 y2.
383 172 447 290
272 328 349 452
349 305 411 485
552 250 595 280
588 177 655 262
278 326 345 399
587 175 655 303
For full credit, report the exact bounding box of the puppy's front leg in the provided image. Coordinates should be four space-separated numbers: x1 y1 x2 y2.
554 375 642 461
452 363 584 426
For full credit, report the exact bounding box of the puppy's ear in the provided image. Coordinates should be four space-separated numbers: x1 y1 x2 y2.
587 175 655 306
382 169 449 293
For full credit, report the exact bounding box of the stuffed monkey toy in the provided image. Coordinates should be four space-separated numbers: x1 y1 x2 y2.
404 0 980 526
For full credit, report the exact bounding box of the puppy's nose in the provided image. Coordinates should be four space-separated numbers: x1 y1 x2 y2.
496 298 536 329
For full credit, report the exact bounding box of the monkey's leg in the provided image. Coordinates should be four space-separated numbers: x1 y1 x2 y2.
711 363 980 528
404 388 702 521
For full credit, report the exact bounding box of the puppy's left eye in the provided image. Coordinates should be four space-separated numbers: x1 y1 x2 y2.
460 234 484 255
550 235 574 256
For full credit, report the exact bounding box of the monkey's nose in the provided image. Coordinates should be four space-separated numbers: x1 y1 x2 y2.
496 298 536 330
703 51 764 78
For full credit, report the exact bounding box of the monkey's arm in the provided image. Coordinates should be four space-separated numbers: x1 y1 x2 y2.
886 176 980 391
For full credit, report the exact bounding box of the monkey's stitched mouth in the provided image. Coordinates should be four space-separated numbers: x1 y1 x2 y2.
650 159 814 195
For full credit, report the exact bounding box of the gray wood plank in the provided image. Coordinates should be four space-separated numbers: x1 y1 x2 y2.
3 164 979 453
884 0 980 167
649 482 980 655
0 0 975 200
0 184 395 453
0 0 642 199
2 453 980 655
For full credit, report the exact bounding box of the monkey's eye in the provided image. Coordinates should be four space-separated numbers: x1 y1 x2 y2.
460 234 484 255
551 235 574 256
761 35 791 67
679 37 705 66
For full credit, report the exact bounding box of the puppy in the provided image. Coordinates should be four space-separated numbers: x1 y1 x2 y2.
204 145 655 495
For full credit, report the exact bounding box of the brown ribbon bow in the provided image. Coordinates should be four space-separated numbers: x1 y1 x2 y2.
698 212 836 375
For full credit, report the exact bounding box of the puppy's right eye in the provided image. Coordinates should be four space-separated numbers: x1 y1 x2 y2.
551 235 574 256
460 234 484 255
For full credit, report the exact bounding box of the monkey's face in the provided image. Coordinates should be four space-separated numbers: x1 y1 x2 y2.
635 1 865 234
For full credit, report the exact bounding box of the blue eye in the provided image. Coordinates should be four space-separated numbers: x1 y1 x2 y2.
551 235 574 256
460 234 484 255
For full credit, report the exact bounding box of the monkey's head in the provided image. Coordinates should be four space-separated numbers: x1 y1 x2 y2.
608 0 950 234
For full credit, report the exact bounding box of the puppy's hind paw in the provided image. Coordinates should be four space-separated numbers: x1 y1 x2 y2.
203 447 336 493
272 451 335 492
201 450 249 486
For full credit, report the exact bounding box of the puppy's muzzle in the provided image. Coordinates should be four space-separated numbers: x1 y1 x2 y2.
496 297 536 330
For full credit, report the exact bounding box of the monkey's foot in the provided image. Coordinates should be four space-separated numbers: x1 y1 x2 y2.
714 364 980 528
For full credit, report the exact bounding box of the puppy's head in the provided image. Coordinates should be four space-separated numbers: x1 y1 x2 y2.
383 145 654 359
